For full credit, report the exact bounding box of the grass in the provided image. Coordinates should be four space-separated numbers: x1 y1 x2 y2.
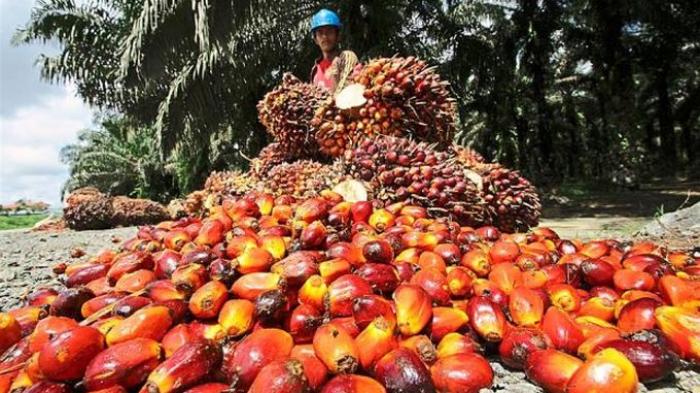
0 214 49 230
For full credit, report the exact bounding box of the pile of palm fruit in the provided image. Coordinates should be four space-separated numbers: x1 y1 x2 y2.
176 57 540 233
1 190 699 393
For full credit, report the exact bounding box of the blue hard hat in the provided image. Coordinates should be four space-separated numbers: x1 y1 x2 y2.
311 9 341 32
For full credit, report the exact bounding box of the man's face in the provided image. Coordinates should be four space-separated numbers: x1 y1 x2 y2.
313 26 339 53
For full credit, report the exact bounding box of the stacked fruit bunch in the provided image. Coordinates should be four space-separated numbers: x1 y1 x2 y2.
2 191 699 393
313 57 457 157
263 160 345 199
257 73 330 158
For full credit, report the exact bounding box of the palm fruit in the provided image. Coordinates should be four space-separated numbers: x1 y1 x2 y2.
449 145 485 166
341 135 486 226
313 56 456 157
249 142 296 177
260 160 346 199
257 73 330 157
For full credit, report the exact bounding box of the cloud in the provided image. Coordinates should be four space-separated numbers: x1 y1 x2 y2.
0 84 93 208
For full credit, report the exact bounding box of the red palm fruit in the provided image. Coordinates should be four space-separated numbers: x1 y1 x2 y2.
161 324 194 358
351 295 396 331
319 259 353 284
580 241 610 259
546 283 581 313
515 253 540 271
38 326 104 381
153 250 182 279
218 299 254 337
194 219 225 246
155 299 188 324
613 269 655 291
445 266 474 297
23 381 70 393
81 293 126 319
259 235 286 261
577 296 615 322
287 303 322 343
436 333 480 359
141 339 221 393
320 374 386 393
295 197 330 223
400 205 428 219
580 259 616 287
373 348 433 393
87 387 129 393
355 263 401 294
655 306 700 362
164 230 191 251
170 263 208 296
577 327 621 359
393 284 432 336
621 290 663 304
524 349 582 393
489 240 520 264
521 270 548 289
187 280 228 319
430 307 468 342
107 252 154 285
566 348 638 393
272 251 323 287
298 275 327 310
83 338 162 390
589 286 620 302
417 251 447 273
0 314 22 355
248 358 309 393
362 239 394 264
600 339 679 383
409 268 450 306
394 247 420 266
291 345 329 391
433 244 461 266
659 275 697 307
328 317 361 338
313 324 360 374
430 353 493 393
356 317 398 370
146 280 185 302
25 287 59 307
300 221 328 250
488 263 523 295
617 297 662 333
474 226 499 241
254 289 289 323
182 383 229 393
115 269 157 293
622 253 665 271
223 328 293 388
207 258 237 286
327 274 373 317
509 287 545 327
28 316 79 353
66 263 109 288
225 235 257 259
393 261 417 282
467 296 507 343
399 335 438 365
0 340 31 393
350 201 373 224
460 249 491 277
49 287 94 320
498 327 551 369
271 204 294 224
231 272 285 301
541 307 584 354
327 242 365 267
106 305 173 346
471 279 509 309
368 209 395 232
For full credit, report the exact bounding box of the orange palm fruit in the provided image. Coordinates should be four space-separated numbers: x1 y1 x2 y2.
327 242 365 267
248 358 309 393
524 349 583 393
161 324 193 358
188 280 228 319
38 326 104 381
140 340 221 393
547 283 582 313
271 251 322 287
417 251 447 273
445 266 474 297
25 287 59 308
291 344 329 391
8 368 35 393
10 306 49 336
351 294 396 331
298 275 327 310
320 374 386 393
580 240 609 259
163 230 191 251
429 307 468 342
83 338 162 390
194 219 225 247
488 263 523 295
319 258 353 284
218 299 255 337
498 327 551 369
655 306 700 362
521 270 548 289
373 348 433 392
90 316 123 337
146 280 185 302
393 284 433 336
489 240 520 264
225 235 258 259
171 263 208 296
394 247 420 265
577 327 621 359
436 333 480 359
231 272 284 301
566 348 638 393
460 249 491 277
613 269 655 292
295 197 330 223
313 324 360 374
368 209 395 232
466 296 507 343
114 269 156 293
617 297 662 333
658 275 698 307
355 317 398 370
106 305 173 346
577 296 615 322
0 313 22 355
28 316 79 353
107 252 154 285
222 328 293 388
410 268 450 306
399 335 438 365
327 274 373 317
509 287 545 327
237 247 274 274
541 307 584 354
430 353 493 393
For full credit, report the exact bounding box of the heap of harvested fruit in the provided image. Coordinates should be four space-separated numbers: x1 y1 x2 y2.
313 57 457 157
2 190 699 393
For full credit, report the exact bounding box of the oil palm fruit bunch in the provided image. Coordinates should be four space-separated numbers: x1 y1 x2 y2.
257 73 330 158
3 190 700 393
449 145 485 166
341 135 487 227
259 160 346 198
249 143 296 177
313 56 457 157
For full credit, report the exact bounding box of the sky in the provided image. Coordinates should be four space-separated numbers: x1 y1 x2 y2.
0 0 94 209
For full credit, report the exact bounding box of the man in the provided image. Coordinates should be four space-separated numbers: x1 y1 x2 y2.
309 9 358 95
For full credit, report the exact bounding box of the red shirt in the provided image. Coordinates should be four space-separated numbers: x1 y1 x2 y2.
312 57 335 91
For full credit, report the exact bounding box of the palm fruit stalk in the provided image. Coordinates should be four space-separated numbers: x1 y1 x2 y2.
313 56 457 157
257 73 330 158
